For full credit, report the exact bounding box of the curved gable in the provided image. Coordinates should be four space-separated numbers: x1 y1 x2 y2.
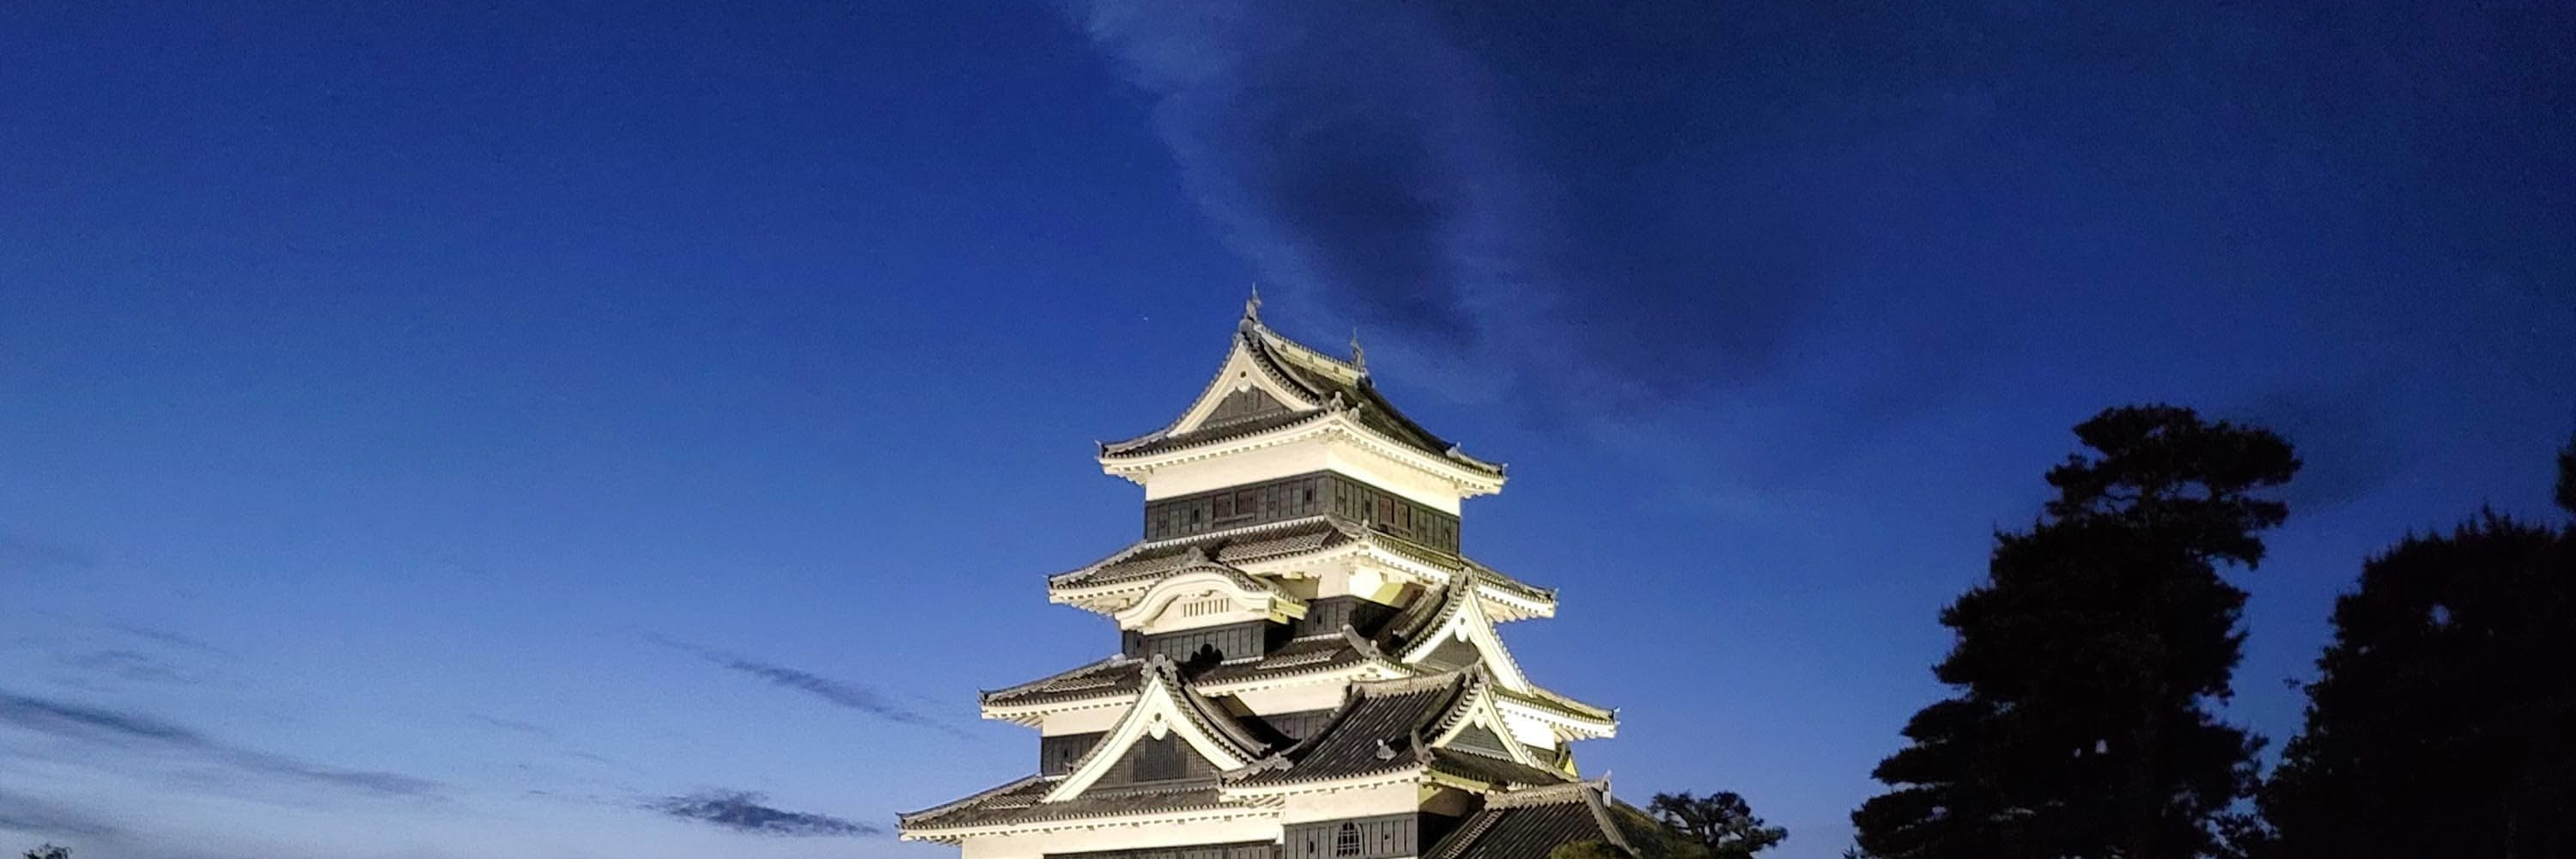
1045 658 1267 801
1112 563 1308 632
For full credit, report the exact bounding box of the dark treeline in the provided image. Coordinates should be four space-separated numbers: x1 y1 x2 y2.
1849 405 2576 859
1567 404 2572 859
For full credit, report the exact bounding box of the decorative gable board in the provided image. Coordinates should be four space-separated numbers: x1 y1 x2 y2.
1398 584 1531 691
1167 339 1321 437
1096 734 1222 787
1447 724 1513 759
1419 637 1482 672
1203 387 1291 428
1044 665 1261 801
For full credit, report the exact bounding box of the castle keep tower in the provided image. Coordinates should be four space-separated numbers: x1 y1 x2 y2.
901 302 1629 858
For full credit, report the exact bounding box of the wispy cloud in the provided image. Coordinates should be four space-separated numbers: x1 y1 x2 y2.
0 690 438 797
58 649 197 685
0 532 94 576
645 635 967 738
0 788 119 839
96 620 231 657
647 790 879 838
31 611 233 658
465 713 560 741
1073 1 1836 408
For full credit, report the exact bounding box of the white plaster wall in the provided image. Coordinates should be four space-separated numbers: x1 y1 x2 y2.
958 817 1282 859
1228 680 1351 716
1321 436 1473 513
1131 432 1467 513
1038 705 1129 736
1280 781 1419 823
1501 710 1560 747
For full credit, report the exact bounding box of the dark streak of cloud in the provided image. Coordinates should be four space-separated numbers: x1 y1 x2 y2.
58 649 197 685
645 635 969 739
0 789 119 839
97 621 231 657
31 611 233 658
0 690 438 797
466 713 561 741
647 790 879 838
1075 0 2576 456
1074 1 1844 407
0 532 94 576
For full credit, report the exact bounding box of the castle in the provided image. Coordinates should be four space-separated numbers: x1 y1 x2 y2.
902 299 1633 859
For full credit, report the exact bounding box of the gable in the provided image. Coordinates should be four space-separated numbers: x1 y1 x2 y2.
1204 387 1290 428
1397 584 1532 691
1420 637 1482 672
1043 660 1265 801
1418 668 1544 770
1164 338 1323 437
1097 734 1222 786
1447 724 1513 758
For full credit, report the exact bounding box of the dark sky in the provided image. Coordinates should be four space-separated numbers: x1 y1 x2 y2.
3 3 2572 857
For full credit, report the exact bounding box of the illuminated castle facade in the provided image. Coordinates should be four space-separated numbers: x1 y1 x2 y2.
902 300 1631 859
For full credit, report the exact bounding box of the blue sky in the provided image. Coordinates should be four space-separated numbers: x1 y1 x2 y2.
3 3 2572 857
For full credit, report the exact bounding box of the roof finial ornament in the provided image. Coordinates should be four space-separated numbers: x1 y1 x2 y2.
1348 327 1367 373
1243 283 1263 321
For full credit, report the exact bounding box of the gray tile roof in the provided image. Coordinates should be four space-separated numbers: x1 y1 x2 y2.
1196 630 1385 686
1422 782 1630 859
986 627 1396 713
1228 670 1565 790
1228 675 1466 788
1050 517 1358 592
1100 408 1329 459
1099 320 1504 477
981 657 1147 709
1425 748 1576 789
1048 516 1554 612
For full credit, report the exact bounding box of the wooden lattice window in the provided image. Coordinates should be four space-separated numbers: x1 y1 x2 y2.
1334 822 1361 857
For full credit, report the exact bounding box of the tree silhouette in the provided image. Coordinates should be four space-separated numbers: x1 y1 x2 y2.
23 846 70 859
1649 791 1787 859
1853 405 2298 859
2257 440 2576 859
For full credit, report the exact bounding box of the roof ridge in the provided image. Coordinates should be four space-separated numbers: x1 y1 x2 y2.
1352 666 1473 698
1422 800 1505 859
1482 778 1609 808
1247 319 1364 383
1151 656 1270 758
896 773 1054 822
978 655 1135 699
1049 516 1344 587
1102 407 1332 457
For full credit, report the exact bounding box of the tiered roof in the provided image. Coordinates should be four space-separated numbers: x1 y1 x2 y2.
1422 781 1635 859
904 305 1630 857
1048 515 1558 621
1229 670 1567 791
986 577 1611 732
1100 314 1504 478
981 629 1403 722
